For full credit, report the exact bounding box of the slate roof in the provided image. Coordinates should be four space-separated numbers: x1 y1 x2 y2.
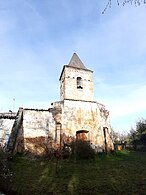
68 53 87 70
59 53 93 80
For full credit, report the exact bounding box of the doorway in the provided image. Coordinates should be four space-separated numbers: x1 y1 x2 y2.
76 130 89 141
103 127 108 153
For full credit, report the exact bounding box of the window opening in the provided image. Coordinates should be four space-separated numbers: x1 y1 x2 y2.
77 77 83 89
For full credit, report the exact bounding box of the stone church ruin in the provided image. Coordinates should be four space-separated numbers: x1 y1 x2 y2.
0 53 114 154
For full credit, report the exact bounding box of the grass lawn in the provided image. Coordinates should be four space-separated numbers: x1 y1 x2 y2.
1 150 146 194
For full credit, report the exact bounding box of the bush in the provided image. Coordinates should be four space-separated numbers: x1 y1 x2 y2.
129 118 146 151
71 140 95 160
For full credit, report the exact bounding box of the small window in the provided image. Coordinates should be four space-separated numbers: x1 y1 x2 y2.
77 77 83 89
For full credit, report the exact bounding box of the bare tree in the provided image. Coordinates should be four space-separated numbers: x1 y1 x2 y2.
103 0 146 14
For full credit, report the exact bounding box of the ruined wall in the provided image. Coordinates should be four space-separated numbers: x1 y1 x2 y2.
97 103 113 151
60 66 94 102
0 118 15 148
0 104 113 154
22 109 56 154
7 108 24 154
0 103 113 154
20 101 113 154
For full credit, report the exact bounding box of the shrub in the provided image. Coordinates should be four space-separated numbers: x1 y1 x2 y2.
71 140 95 160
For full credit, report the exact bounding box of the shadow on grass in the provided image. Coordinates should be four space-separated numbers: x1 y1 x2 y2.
61 150 146 194
1 150 146 194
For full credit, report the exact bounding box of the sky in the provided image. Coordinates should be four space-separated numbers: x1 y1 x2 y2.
0 0 146 134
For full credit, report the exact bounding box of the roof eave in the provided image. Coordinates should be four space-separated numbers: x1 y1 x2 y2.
59 65 93 81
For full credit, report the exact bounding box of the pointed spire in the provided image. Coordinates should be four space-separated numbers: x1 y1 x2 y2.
59 53 93 81
68 53 87 70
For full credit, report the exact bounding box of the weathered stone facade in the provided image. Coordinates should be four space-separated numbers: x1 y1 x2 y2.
0 53 114 154
60 66 94 102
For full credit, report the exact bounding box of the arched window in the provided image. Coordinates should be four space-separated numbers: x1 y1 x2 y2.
77 77 83 89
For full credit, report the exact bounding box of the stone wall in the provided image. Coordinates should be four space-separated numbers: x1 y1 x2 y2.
0 104 113 154
22 109 56 154
0 118 15 148
61 99 113 152
20 101 113 154
60 66 94 102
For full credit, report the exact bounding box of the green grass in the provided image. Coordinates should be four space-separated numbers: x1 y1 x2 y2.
1 150 146 194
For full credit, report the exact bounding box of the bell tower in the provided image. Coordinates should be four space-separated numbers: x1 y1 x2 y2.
59 53 94 102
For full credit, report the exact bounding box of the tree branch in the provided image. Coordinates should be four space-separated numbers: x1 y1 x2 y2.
103 0 146 14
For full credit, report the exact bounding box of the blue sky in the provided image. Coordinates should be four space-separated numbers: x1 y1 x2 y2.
0 0 146 133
